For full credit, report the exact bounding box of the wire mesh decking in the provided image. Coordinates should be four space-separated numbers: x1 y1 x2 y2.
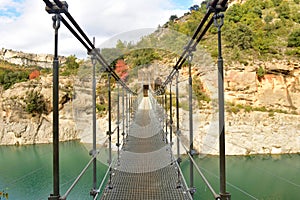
100 98 192 200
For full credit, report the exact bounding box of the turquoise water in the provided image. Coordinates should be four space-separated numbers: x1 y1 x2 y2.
0 141 108 200
0 141 299 199
181 154 300 200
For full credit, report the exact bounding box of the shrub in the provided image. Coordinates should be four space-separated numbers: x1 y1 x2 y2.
257 66 265 79
288 29 300 47
29 70 40 80
25 90 46 115
224 24 253 50
0 70 29 89
61 55 80 76
275 2 290 19
192 76 211 108
264 15 273 23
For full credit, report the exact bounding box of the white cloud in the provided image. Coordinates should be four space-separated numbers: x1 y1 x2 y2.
192 0 205 6
0 0 188 58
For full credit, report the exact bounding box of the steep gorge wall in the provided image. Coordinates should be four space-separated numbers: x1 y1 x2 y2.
0 48 66 68
0 49 299 155
174 57 300 155
0 75 78 145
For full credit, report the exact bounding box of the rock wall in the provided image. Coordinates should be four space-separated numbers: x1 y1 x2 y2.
173 57 300 155
178 108 300 155
0 48 66 68
224 60 300 114
0 75 78 145
0 49 299 155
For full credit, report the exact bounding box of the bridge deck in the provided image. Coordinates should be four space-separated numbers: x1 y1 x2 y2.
100 97 191 200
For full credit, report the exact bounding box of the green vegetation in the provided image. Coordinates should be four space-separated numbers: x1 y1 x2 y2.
161 0 300 63
25 90 47 116
96 103 107 116
257 66 266 79
0 60 30 89
226 102 297 115
192 76 211 107
61 55 80 76
288 29 300 47
0 69 29 89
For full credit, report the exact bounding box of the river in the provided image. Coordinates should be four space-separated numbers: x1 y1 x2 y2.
0 141 299 199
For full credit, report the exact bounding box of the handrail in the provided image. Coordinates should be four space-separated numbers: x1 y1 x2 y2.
93 161 114 200
177 135 221 199
60 153 98 200
174 158 193 200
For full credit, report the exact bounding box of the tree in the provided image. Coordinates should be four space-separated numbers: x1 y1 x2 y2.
225 24 253 50
65 55 79 70
115 59 128 81
25 90 46 115
288 29 300 47
169 15 178 21
29 70 40 80
61 55 80 76
189 5 200 12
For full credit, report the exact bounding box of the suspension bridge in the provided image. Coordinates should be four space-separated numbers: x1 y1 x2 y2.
43 0 230 199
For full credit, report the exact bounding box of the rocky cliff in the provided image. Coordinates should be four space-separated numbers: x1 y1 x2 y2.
174 56 300 155
0 48 66 68
0 74 78 145
0 49 299 155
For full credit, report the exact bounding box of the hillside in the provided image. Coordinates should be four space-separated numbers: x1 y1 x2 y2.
0 0 299 154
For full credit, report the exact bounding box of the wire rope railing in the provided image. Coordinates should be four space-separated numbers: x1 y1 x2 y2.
42 1 137 199
60 153 99 200
93 161 114 200
177 135 221 200
152 1 230 199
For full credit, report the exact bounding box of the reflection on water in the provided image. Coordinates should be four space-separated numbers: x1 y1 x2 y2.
0 141 299 200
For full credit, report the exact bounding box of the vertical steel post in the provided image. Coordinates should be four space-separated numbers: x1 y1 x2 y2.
91 38 97 197
128 93 131 129
176 71 182 188
49 14 61 200
122 87 125 144
108 72 113 189
117 84 120 164
161 94 165 140
188 52 195 197
214 13 230 200
169 82 173 146
125 91 129 138
164 92 168 143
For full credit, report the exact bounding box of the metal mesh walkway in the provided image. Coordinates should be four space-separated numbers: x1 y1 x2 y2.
100 97 192 200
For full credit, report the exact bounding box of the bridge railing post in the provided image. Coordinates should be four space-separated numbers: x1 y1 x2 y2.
47 8 63 200
122 87 125 145
125 91 129 138
214 10 231 200
88 38 98 197
164 92 168 143
169 82 173 148
187 49 196 197
107 72 113 189
175 71 182 188
116 83 120 165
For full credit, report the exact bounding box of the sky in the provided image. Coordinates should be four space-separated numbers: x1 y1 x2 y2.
0 0 204 58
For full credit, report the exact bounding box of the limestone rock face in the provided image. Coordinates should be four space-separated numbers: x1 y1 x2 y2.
0 75 78 145
0 48 299 155
174 58 300 155
0 48 66 68
224 60 300 113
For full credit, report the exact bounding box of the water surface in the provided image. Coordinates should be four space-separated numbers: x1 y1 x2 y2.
1 141 299 199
